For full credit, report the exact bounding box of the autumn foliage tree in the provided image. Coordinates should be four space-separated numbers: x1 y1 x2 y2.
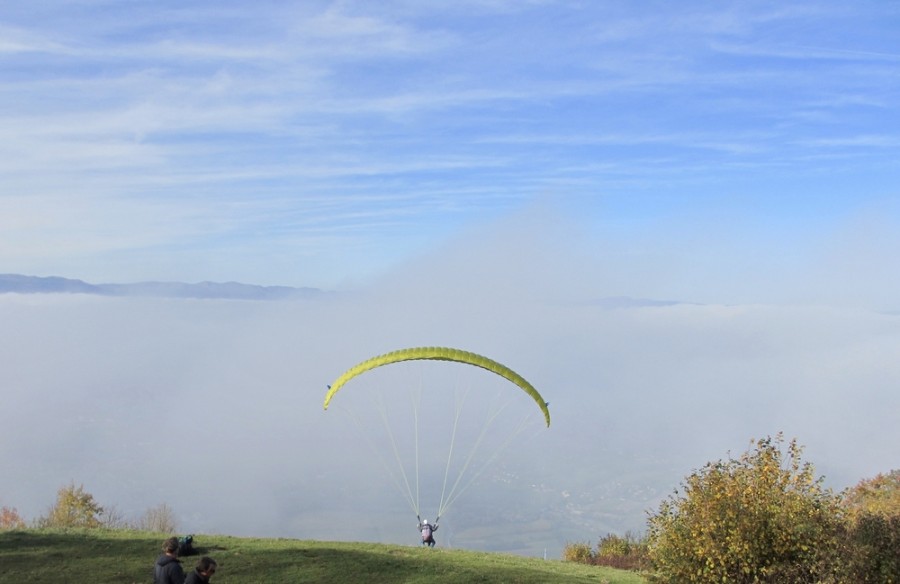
646 434 844 583
844 469 900 521
0 506 26 529
840 470 900 583
39 482 104 528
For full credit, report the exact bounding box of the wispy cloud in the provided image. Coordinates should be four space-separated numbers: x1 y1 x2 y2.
1 1 899 287
795 134 900 148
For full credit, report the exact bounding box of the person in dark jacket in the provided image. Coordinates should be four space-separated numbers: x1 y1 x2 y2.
184 556 217 583
154 536 185 584
418 518 438 547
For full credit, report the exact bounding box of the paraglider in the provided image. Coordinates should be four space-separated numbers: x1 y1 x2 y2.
323 346 549 544
418 516 437 547
323 346 550 427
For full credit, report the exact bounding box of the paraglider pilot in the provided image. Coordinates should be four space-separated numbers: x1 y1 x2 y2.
417 516 438 547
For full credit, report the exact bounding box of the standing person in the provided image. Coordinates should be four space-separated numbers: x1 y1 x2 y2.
184 557 218 583
154 536 185 584
418 517 438 547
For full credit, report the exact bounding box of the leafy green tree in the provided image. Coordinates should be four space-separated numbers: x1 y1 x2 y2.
646 434 843 583
39 482 104 528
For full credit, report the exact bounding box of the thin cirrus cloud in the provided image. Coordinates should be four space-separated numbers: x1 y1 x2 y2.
1 1 899 289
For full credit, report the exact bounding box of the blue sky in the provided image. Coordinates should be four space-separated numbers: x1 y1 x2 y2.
2 1 899 300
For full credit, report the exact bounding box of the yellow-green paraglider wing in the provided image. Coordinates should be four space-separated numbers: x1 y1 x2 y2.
324 346 550 427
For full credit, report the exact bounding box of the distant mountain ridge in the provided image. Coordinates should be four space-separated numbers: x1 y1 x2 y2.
1 274 689 308
0 274 324 300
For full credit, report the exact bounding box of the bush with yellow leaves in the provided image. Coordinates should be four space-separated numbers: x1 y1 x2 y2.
645 434 844 583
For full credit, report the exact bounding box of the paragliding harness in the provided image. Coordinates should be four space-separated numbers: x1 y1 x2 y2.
418 515 438 547
177 534 196 556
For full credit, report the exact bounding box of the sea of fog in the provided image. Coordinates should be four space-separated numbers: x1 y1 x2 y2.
1 283 898 558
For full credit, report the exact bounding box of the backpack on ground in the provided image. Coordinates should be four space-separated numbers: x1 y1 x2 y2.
177 534 195 556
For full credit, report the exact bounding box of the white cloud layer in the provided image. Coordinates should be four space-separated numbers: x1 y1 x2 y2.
1 214 898 556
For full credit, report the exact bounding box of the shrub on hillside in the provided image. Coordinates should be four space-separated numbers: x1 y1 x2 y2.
843 470 900 522
563 533 650 572
100 504 129 529
562 541 593 563
37 482 104 528
0 506 26 529
594 532 650 571
841 513 900 583
840 470 900 583
646 434 844 583
134 502 178 533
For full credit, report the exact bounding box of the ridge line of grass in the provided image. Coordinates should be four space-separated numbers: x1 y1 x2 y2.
0 528 647 583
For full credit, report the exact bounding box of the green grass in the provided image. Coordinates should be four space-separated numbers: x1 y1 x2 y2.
0 529 648 584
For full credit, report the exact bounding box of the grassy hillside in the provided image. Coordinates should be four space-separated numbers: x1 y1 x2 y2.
0 529 647 584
